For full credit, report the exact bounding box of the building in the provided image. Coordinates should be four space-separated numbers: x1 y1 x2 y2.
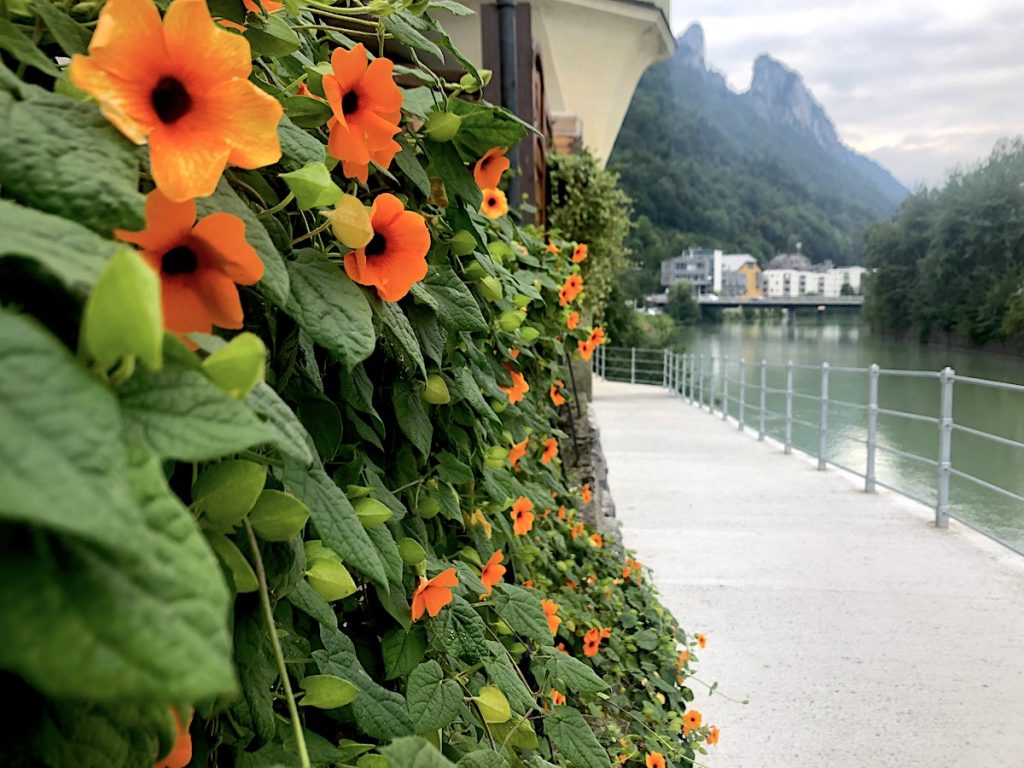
443 0 675 220
762 265 866 298
720 254 763 299
660 249 722 294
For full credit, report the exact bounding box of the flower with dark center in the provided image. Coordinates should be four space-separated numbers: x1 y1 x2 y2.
343 193 430 301
480 187 509 219
70 0 282 201
115 189 263 336
474 147 510 189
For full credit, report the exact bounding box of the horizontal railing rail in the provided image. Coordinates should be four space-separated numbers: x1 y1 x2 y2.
592 345 1024 557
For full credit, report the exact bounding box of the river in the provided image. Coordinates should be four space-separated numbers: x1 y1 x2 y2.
678 316 1024 551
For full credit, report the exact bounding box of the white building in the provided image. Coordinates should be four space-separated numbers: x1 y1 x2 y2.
762 266 866 298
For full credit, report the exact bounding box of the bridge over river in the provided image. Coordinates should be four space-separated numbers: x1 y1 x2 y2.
590 356 1024 768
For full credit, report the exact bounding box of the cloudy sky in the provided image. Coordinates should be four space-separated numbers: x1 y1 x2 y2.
668 0 1024 188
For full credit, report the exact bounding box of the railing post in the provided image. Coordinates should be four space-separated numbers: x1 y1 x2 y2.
722 355 729 421
758 359 767 441
738 358 746 431
866 363 878 492
601 345 607 378
936 367 954 528
784 360 793 454
685 354 691 401
818 362 829 470
630 347 636 385
698 354 704 409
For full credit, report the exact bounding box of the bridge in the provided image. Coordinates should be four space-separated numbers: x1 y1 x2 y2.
589 347 1024 768
697 294 863 309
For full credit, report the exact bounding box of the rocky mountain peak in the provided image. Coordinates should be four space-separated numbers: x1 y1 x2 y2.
745 54 839 151
678 23 706 71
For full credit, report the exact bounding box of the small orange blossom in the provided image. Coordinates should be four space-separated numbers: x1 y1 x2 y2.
411 568 458 621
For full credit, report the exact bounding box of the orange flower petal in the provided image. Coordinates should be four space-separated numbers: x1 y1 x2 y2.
361 56 403 114
115 189 196 252
422 585 453 617
204 78 283 169
84 0 167 82
149 122 231 202
329 43 370 94
190 212 264 284
161 277 214 335
69 55 154 143
193 268 244 329
163 0 251 93
431 567 459 588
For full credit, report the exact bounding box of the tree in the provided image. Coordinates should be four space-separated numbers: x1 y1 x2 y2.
666 281 700 325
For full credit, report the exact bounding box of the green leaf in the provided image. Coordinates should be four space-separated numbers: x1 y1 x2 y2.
282 462 388 586
247 382 317 466
448 367 498 423
284 94 333 129
314 625 416 739
244 12 300 55
197 178 289 307
0 17 59 76
458 753 511 768
539 647 608 694
393 135 432 196
425 139 482 207
634 628 660 651
392 379 433 459
382 626 427 680
32 0 90 55
193 460 267 530
432 596 487 662
546 707 609 768
286 249 376 368
374 298 427 377
299 674 360 708
82 247 163 371
0 69 145 235
205 529 259 592
0 198 120 289
406 660 462 731
118 368 274 461
482 641 534 716
278 114 327 167
385 13 444 62
232 607 278 744
491 584 553 644
410 265 487 333
0 445 234 701
436 451 472 485
381 737 457 768
365 523 403 583
287 578 339 629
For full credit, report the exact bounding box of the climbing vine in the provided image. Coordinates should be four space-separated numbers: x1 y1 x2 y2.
0 0 716 765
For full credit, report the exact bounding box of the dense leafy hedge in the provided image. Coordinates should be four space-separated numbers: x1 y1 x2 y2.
0 0 716 765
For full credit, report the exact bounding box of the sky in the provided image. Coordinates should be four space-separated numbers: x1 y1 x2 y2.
668 0 1024 188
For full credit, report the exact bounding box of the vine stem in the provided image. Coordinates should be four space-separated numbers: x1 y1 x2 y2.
259 191 294 218
244 519 311 768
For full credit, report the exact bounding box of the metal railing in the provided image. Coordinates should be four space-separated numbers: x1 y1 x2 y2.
592 345 1024 556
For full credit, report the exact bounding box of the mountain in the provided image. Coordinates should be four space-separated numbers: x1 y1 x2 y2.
608 23 907 293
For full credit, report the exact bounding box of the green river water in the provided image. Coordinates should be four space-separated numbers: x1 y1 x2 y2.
676 317 1024 551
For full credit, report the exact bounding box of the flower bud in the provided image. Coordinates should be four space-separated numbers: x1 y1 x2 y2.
353 497 393 527
478 276 503 302
422 374 451 404
449 229 477 256
498 311 524 332
306 558 357 601
424 110 463 142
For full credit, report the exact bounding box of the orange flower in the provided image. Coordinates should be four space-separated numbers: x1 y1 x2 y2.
480 188 509 219
474 147 510 189
556 641 568 653
411 568 458 621
541 599 561 634
695 633 706 649
558 274 583 306
479 550 506 597
550 380 566 407
570 522 585 539
600 626 612 639
565 580 577 590
582 628 602 657
683 709 702 735
645 753 666 768
567 312 580 330
469 509 492 539
578 339 595 361
588 326 606 347
707 725 720 746
115 189 263 336
546 242 560 255
323 43 402 182
510 496 535 536
508 438 528 468
343 193 430 302
242 0 283 12
581 483 592 504
296 82 315 98
541 437 558 465
590 532 603 548
676 649 691 671
573 243 589 263
550 689 566 706
70 0 282 202
622 563 632 579
500 363 530 404
155 707 193 768
522 579 534 588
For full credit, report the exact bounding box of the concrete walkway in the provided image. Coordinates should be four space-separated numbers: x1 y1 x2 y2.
592 379 1024 768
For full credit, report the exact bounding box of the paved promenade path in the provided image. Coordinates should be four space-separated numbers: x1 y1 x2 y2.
591 378 1024 768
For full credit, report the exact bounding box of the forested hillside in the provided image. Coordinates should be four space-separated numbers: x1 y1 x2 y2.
609 24 906 296
865 138 1024 346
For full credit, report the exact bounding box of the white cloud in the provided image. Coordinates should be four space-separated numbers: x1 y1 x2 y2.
668 0 1024 186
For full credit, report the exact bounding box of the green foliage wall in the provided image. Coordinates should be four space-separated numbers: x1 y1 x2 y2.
0 0 717 766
